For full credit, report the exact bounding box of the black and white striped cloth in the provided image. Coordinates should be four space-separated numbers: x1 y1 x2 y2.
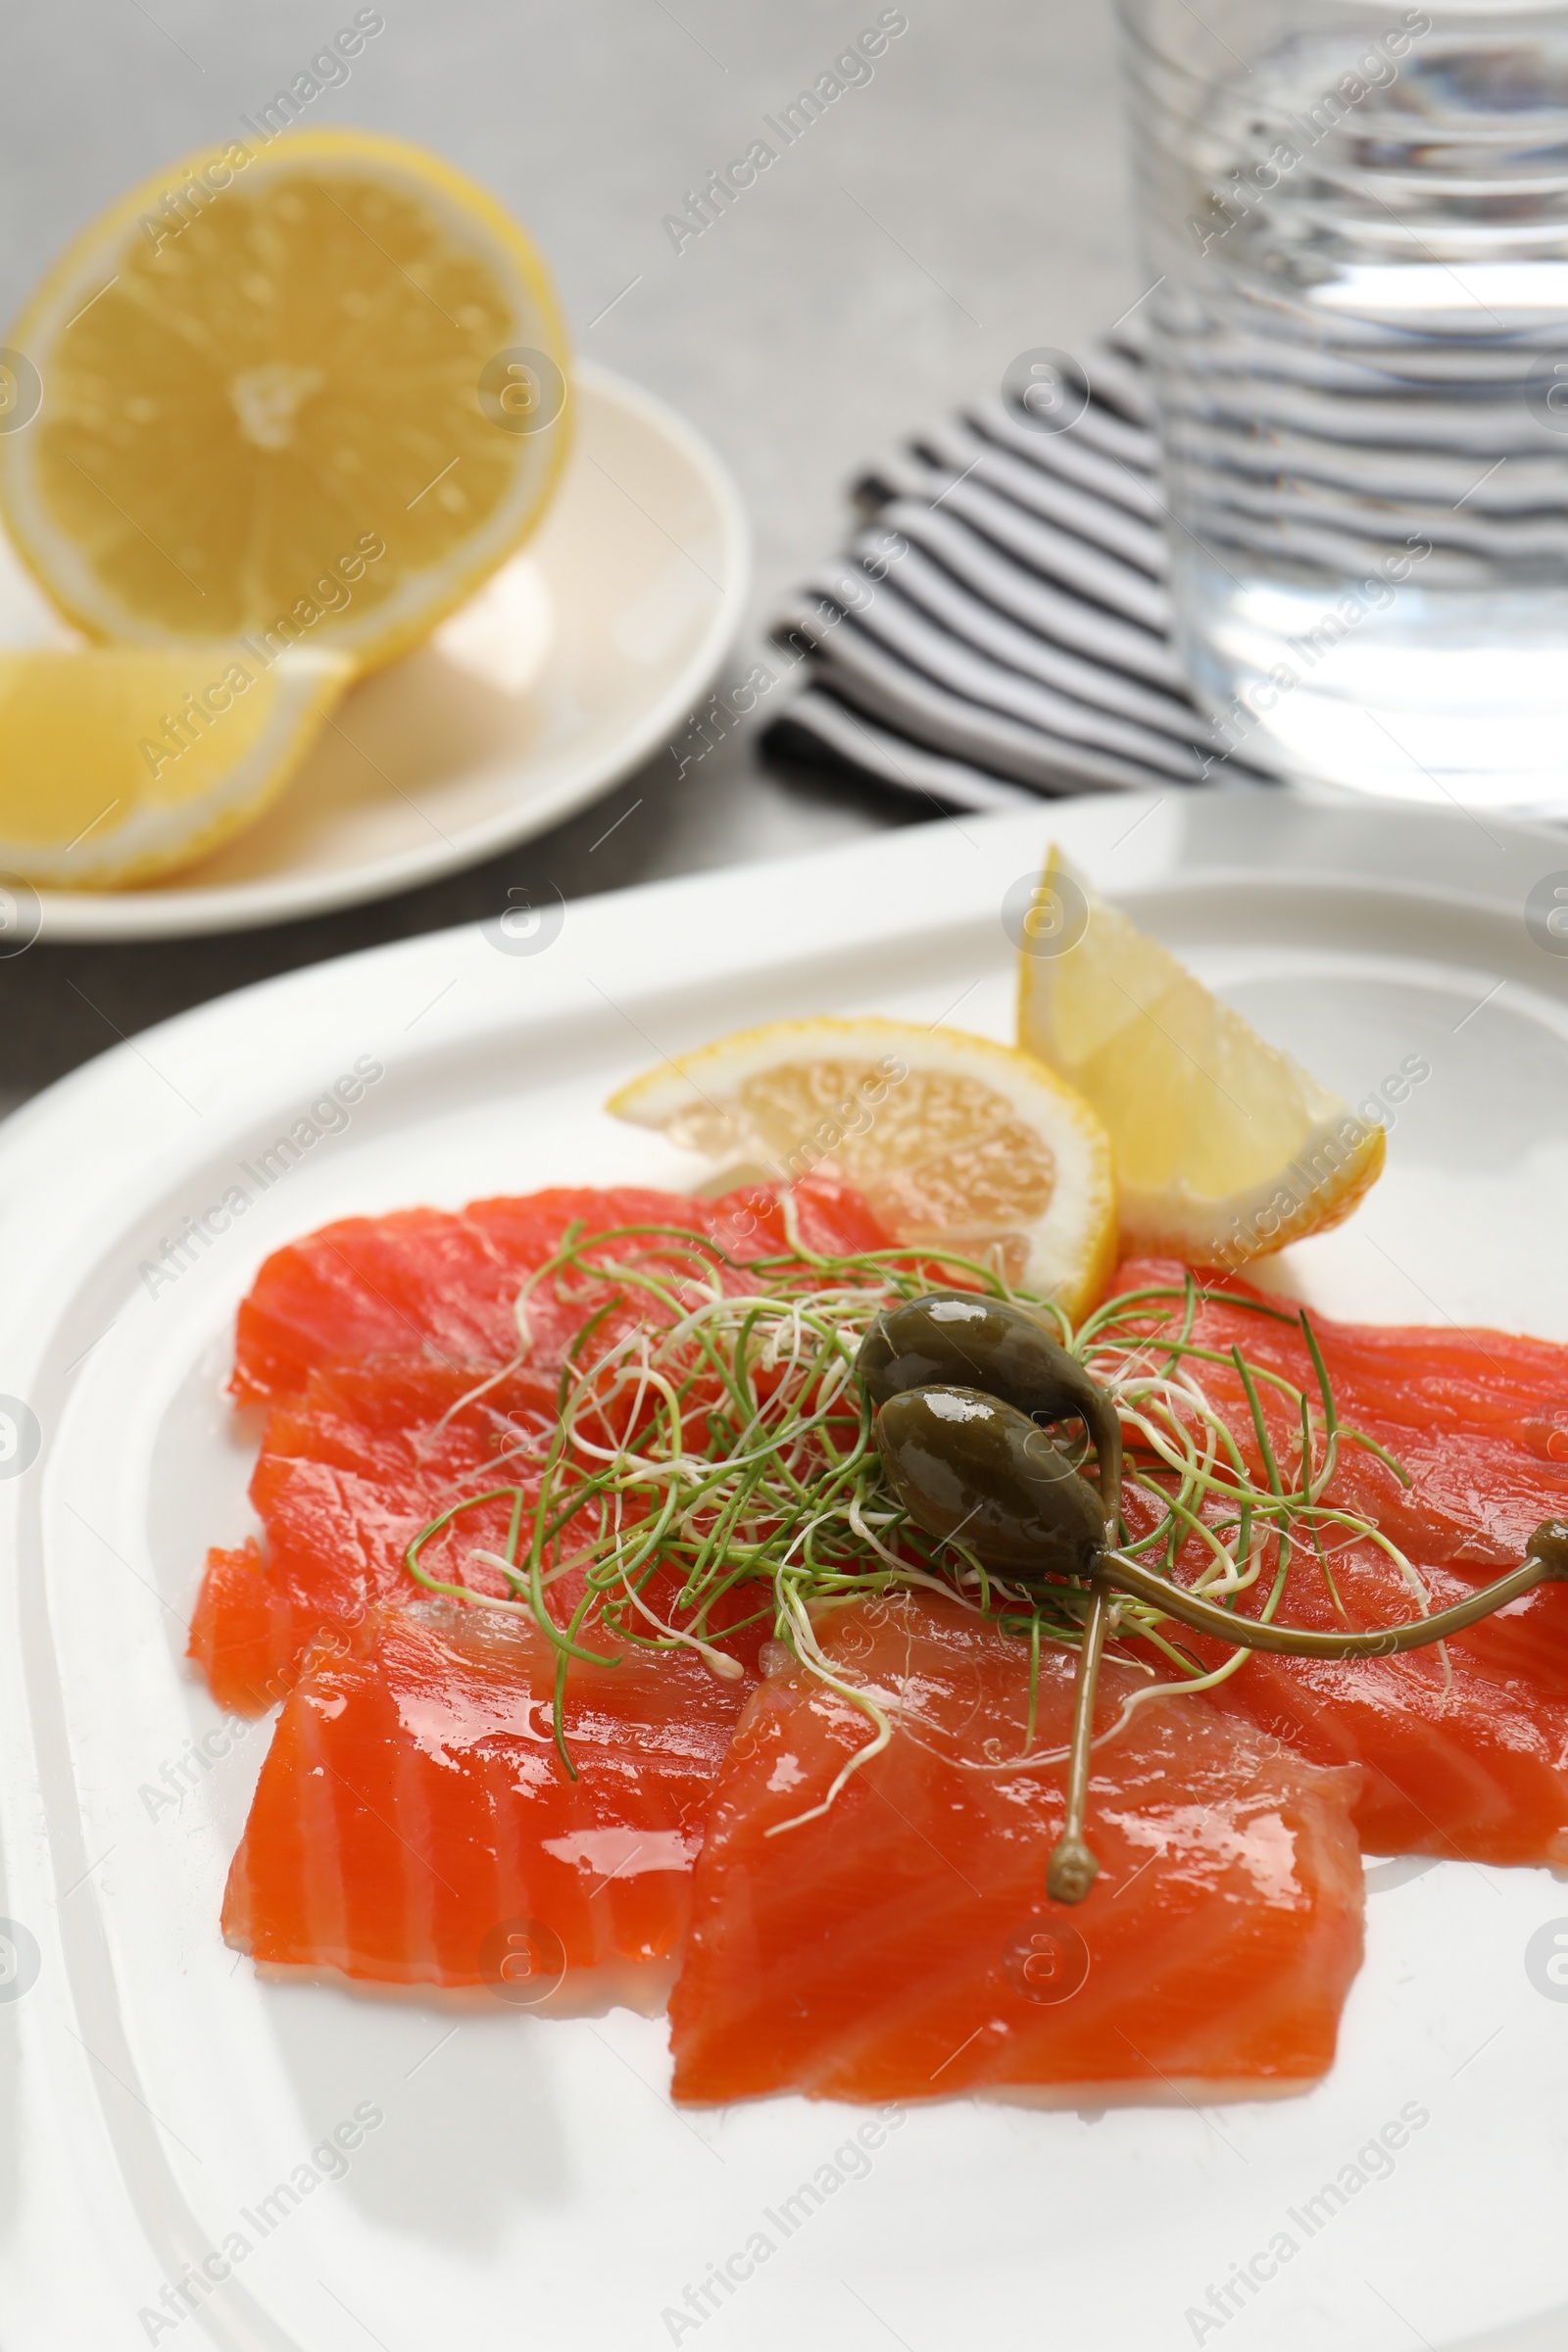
761 336 1273 810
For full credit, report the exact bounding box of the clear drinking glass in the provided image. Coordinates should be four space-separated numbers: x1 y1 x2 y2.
1116 0 1568 811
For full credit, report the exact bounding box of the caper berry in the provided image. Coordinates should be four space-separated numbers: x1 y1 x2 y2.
875 1385 1105 1583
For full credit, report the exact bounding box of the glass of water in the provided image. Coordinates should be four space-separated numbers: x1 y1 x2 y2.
1117 0 1568 812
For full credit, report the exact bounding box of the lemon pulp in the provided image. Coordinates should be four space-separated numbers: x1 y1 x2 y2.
608 1015 1118 1315
0 129 571 671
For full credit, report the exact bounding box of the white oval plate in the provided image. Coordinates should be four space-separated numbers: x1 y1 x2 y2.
5 363 749 942
2 795 1567 2350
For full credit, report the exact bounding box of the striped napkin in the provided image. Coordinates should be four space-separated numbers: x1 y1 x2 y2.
761 333 1274 810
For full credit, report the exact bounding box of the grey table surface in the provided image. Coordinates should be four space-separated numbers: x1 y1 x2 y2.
0 0 1140 1119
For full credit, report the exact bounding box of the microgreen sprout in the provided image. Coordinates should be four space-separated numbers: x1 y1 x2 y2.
403 1224 1430 1805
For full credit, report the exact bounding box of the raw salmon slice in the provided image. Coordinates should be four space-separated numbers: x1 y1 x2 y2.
667 1592 1364 2105
1141 1530 1568 1865
1108 1260 1568 1863
190 1356 562 1713
224 1602 748 1997
191 1178 894 1710
1111 1257 1568 1580
190 1349 773 1714
229 1178 893 1407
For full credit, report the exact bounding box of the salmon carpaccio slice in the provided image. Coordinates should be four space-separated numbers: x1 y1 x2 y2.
1111 1259 1568 1864
191 1357 562 1712
667 1593 1365 2105
191 1178 893 1711
226 1177 893 1408
224 1603 749 1998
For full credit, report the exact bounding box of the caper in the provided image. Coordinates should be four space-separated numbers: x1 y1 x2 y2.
874 1385 1105 1583
858 1291 1096 1420
858 1292 1121 1533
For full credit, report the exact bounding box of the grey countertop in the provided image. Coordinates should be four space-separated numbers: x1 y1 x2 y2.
0 0 1137 1115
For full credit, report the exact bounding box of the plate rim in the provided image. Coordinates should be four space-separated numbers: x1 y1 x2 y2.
21 360 752 946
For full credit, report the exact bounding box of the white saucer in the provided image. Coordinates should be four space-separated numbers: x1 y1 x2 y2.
9 363 749 942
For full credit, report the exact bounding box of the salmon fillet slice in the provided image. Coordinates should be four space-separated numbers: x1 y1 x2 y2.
667 1592 1365 2105
191 1179 893 1710
1112 1257 1568 1583
223 1602 749 2000
190 1356 562 1713
228 1178 892 1407
1110 1259 1568 1863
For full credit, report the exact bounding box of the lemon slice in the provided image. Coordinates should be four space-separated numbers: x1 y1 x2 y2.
0 644 349 887
1015 846 1384 1268
0 129 571 671
606 1015 1117 1312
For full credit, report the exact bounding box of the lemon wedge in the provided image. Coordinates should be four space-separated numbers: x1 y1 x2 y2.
606 1015 1118 1313
1015 845 1384 1268
0 129 571 671
0 644 349 887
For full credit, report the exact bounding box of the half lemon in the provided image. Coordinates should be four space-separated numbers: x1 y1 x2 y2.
1015 845 1385 1267
0 129 571 671
606 1015 1118 1314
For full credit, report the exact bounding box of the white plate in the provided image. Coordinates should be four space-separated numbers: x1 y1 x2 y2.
4 363 749 943
3 793 1568 2351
